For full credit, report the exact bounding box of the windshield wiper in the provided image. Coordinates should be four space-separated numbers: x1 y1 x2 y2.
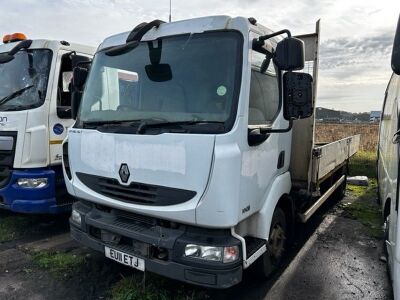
0 85 34 106
0 104 37 111
81 118 225 133
81 119 142 129
136 120 225 134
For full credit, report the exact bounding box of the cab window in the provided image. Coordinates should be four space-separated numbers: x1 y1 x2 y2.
57 53 89 118
248 50 279 126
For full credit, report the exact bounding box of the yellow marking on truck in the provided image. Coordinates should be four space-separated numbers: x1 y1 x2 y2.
49 140 63 145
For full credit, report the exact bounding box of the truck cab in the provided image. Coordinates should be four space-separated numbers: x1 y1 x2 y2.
0 33 95 213
378 15 400 300
66 16 358 288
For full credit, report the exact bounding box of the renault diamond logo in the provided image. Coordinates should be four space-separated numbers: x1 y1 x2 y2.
119 163 130 183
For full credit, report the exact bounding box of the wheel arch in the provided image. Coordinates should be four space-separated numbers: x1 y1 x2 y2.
247 172 292 240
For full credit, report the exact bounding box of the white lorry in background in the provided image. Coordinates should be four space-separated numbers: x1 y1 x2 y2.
65 16 359 288
378 14 400 300
0 33 95 213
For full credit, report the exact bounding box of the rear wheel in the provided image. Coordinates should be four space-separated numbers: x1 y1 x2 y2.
255 207 287 277
333 175 347 200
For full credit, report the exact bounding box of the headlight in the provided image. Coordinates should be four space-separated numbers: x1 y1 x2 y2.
17 178 48 188
184 244 239 263
71 209 82 226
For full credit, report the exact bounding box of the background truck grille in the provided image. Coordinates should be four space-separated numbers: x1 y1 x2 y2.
0 132 17 188
76 172 196 206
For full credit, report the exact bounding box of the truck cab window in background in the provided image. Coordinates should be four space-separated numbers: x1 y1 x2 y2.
0 49 52 111
248 49 279 126
57 52 89 118
78 31 243 132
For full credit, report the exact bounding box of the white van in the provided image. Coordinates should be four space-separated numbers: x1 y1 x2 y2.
378 15 400 300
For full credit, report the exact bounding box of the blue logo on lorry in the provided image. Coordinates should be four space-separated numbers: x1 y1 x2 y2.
53 123 64 135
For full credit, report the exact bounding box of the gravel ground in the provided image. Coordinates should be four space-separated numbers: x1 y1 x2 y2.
0 187 392 300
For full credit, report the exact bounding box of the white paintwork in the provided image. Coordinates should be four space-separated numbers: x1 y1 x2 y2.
313 135 360 183
68 128 214 224
0 39 95 169
378 71 400 299
66 17 350 264
395 262 400 300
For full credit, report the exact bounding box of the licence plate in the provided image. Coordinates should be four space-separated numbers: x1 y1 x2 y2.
105 246 145 271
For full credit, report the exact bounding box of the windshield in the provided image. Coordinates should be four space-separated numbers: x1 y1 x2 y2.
78 31 242 133
0 49 52 111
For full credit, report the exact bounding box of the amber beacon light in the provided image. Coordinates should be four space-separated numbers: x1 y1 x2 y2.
3 32 27 44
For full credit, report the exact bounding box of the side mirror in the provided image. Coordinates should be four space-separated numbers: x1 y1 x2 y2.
57 106 72 119
72 66 89 92
274 37 305 71
71 92 82 120
392 15 400 75
283 72 313 120
71 66 89 120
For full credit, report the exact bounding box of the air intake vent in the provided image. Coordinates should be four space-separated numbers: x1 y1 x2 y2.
77 172 196 206
0 132 17 188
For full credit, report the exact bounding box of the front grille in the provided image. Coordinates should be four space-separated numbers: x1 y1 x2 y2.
0 132 17 188
77 172 196 206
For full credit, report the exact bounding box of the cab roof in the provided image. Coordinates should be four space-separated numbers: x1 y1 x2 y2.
99 15 276 51
0 39 96 55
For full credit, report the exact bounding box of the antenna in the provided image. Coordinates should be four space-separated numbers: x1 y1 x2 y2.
169 0 172 22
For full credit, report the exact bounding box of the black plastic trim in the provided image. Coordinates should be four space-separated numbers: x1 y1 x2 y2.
0 131 17 188
76 172 196 206
70 201 243 288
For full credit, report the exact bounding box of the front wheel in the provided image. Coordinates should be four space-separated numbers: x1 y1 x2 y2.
254 207 287 277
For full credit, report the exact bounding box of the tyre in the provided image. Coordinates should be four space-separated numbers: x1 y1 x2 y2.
254 207 287 277
333 175 347 200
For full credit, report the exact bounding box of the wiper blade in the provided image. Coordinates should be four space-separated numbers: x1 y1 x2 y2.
0 85 34 106
81 119 145 129
0 104 37 111
81 118 225 133
136 120 225 134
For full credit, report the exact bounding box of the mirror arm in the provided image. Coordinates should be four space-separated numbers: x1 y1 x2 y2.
253 29 291 49
8 39 32 56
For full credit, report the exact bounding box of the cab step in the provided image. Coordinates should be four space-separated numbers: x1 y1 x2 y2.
243 236 267 269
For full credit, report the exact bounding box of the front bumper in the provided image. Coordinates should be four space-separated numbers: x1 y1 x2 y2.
70 201 243 288
0 167 71 214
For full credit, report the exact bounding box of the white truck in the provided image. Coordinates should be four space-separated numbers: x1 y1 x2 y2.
378 15 400 300
0 33 95 213
65 16 359 288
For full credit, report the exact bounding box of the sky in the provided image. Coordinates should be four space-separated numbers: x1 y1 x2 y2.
0 0 399 112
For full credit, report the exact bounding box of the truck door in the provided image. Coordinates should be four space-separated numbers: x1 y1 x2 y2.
238 34 285 219
48 51 91 165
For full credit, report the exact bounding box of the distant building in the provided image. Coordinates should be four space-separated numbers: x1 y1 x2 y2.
370 111 381 122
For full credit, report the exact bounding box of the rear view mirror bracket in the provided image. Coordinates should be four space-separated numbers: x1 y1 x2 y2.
105 19 165 57
253 29 305 72
0 39 32 64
